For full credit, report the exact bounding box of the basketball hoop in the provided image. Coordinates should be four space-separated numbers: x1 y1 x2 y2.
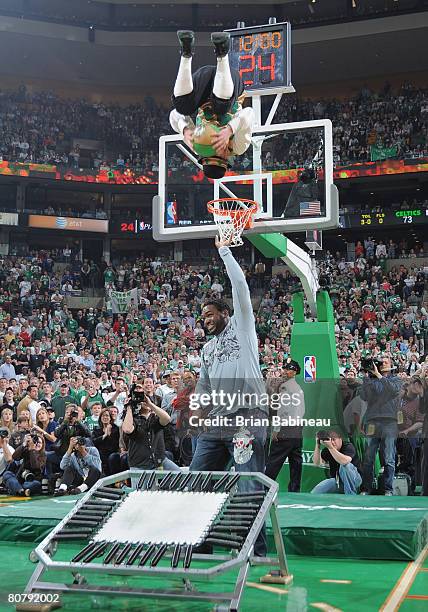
207 198 259 247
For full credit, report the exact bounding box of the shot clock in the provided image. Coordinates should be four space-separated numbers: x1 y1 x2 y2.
226 22 293 95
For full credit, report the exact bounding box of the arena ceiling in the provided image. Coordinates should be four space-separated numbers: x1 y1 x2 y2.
0 12 426 91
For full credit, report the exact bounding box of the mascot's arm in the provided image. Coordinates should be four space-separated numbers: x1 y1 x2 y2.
169 109 195 135
228 107 255 155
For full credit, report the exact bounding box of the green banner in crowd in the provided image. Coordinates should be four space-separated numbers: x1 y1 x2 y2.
110 288 138 314
370 144 398 162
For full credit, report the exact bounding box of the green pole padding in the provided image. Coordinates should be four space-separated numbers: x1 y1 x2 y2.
316 290 335 323
247 233 287 258
292 292 305 323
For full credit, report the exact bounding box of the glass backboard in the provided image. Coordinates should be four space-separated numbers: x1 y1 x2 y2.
153 119 339 242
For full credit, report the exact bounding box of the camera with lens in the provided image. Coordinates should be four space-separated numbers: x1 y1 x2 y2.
30 433 40 444
361 357 382 374
123 384 146 418
69 410 79 419
0 428 9 439
75 436 86 446
21 469 35 482
316 429 331 444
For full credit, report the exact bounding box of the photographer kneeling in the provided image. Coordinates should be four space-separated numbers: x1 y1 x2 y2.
122 380 177 477
311 429 361 495
2 432 46 497
359 356 402 495
55 436 102 496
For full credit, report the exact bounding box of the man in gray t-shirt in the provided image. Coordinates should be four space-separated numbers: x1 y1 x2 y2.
190 235 267 555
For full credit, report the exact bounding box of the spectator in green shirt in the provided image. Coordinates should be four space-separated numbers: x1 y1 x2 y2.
84 402 102 433
51 383 75 421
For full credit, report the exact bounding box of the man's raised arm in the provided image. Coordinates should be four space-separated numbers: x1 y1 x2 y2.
217 237 253 330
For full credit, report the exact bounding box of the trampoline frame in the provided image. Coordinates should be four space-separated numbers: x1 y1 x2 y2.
24 470 291 611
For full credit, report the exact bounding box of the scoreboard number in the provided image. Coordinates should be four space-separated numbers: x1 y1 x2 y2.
227 22 292 95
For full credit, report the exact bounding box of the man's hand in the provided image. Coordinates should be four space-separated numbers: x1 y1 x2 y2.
183 127 194 150
372 363 382 379
68 437 77 453
211 126 233 157
323 439 334 450
23 434 31 447
271 431 279 443
215 235 233 249
143 396 158 413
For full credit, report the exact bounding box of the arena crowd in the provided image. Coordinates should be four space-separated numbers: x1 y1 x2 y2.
0 237 426 497
0 82 426 174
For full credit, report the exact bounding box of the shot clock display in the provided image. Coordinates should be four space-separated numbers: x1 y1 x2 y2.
341 206 428 229
227 22 292 94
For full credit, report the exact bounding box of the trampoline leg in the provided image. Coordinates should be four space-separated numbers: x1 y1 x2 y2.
229 559 250 611
24 562 46 594
260 505 293 586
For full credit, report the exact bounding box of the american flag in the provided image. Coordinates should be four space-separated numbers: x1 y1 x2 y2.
300 201 321 216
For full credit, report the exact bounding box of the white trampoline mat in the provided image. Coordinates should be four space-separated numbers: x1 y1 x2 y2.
94 490 228 545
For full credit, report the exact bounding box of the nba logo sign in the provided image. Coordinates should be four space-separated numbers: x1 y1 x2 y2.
304 356 316 383
166 201 178 225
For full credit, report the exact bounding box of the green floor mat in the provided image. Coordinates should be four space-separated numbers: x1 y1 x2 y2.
1 492 427 561
0 543 410 612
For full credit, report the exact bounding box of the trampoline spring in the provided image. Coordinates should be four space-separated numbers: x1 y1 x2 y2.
54 534 89 541
171 544 181 568
83 501 116 508
137 472 147 489
223 509 258 516
227 503 260 510
213 474 229 491
71 541 98 563
177 472 193 491
74 514 105 521
169 472 183 490
224 474 240 492
126 543 145 566
59 527 94 534
213 525 249 533
158 472 174 490
97 486 125 495
217 516 253 523
115 542 133 565
190 472 204 491
146 471 157 489
232 494 265 504
201 473 212 491
183 544 193 569
82 541 109 563
69 519 99 526
150 544 168 567
138 544 156 566
205 538 241 549
103 542 122 564
208 531 244 543
93 492 123 501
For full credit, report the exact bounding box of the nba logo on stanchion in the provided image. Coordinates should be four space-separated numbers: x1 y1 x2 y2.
304 356 316 383
166 201 178 225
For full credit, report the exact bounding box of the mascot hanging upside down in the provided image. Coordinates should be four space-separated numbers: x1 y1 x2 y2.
169 30 255 179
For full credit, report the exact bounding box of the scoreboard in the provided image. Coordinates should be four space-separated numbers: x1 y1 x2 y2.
227 22 293 95
341 206 428 229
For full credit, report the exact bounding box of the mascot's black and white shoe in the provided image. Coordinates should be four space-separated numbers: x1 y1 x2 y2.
177 30 195 57
211 32 230 58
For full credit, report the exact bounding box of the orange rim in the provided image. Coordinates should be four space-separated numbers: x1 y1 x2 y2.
207 198 259 230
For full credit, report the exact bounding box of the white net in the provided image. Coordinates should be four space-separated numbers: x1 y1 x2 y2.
207 199 258 247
